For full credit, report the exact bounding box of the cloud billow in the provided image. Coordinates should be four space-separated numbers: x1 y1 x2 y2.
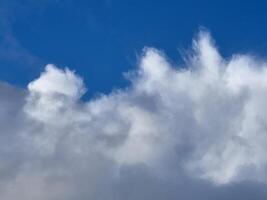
1 31 267 199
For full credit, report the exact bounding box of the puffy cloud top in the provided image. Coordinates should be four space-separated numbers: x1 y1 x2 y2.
28 64 85 98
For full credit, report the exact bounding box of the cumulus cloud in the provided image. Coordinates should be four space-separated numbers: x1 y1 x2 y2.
1 31 267 199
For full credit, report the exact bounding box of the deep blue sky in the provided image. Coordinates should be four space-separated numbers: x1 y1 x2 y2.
1 0 267 97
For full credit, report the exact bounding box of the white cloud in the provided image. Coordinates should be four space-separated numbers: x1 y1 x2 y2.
1 31 267 199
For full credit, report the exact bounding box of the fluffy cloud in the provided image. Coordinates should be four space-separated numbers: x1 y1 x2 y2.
1 31 267 199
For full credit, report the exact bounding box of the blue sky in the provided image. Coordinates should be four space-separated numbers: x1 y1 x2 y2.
1 0 267 96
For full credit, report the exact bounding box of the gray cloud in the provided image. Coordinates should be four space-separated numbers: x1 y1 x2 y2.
1 31 267 199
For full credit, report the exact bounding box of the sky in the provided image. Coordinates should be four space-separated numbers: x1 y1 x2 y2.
1 0 267 95
2 0 267 200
